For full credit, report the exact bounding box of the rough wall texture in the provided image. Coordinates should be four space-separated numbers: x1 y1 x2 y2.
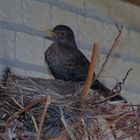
0 0 140 103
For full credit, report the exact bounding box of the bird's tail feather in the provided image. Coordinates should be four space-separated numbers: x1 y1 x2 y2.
91 79 127 102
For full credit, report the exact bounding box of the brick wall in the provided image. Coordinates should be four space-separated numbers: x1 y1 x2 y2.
0 0 140 103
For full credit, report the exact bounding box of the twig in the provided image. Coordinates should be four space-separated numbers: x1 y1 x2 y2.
11 97 23 109
82 43 100 98
31 115 39 133
81 118 89 140
11 96 39 132
7 96 48 122
49 129 69 140
96 26 123 79
112 68 133 94
121 68 133 85
27 77 44 90
60 107 77 140
36 95 51 140
93 93 122 105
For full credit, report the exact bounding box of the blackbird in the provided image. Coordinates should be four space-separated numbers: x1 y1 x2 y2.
44 25 126 102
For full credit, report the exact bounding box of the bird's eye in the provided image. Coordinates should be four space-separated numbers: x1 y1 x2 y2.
60 32 66 36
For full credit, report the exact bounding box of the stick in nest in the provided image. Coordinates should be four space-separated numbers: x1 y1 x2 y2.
82 43 100 98
36 95 51 140
7 96 48 122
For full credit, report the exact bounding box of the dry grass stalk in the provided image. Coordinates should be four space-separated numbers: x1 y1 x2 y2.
36 95 51 140
12 96 39 133
7 96 48 122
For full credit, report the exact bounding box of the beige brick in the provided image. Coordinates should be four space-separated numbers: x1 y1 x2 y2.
86 0 110 17
123 90 140 104
44 39 53 51
0 0 22 23
130 31 140 58
97 53 109 75
52 7 78 37
79 16 104 45
96 53 119 88
122 60 140 89
100 56 140 90
16 32 45 66
98 55 121 84
109 0 137 27
12 67 26 76
103 23 130 56
86 0 140 33
97 55 140 102
0 29 15 59
60 0 84 8
23 0 51 30
132 5 140 29
79 48 91 61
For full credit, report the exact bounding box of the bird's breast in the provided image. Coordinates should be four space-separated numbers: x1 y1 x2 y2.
45 44 66 66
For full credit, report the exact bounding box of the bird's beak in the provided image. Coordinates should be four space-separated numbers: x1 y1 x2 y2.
43 29 56 40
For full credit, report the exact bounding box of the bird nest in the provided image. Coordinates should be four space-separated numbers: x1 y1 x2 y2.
0 68 140 140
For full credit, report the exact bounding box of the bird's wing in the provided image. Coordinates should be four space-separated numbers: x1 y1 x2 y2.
58 47 90 82
45 43 91 83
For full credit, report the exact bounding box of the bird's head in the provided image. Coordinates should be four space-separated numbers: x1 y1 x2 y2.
44 25 76 47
